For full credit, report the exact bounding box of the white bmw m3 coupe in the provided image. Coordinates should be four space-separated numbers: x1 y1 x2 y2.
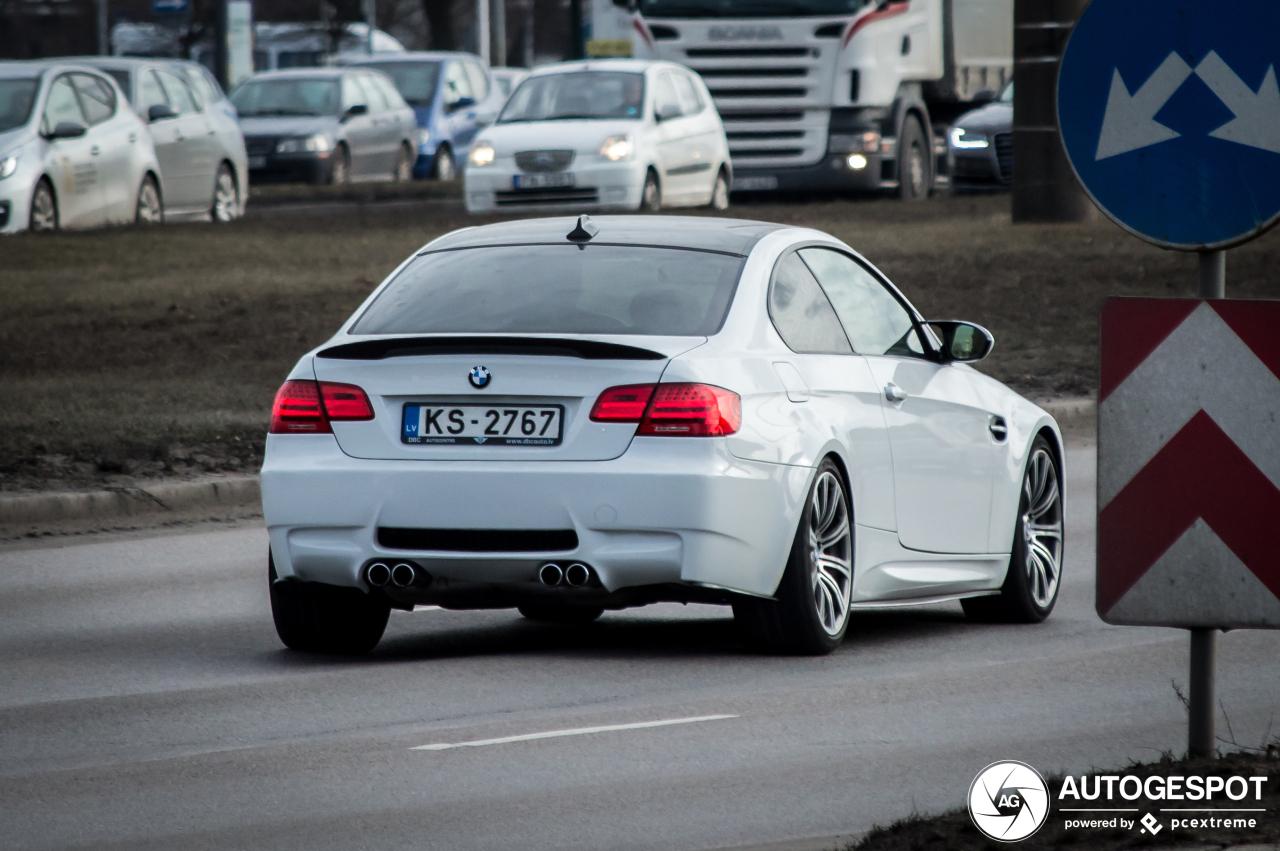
262 215 1064 655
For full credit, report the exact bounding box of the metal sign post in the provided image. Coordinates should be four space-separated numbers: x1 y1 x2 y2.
1061 0 1280 761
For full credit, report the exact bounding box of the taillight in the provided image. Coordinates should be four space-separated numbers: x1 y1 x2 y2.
590 382 741 436
320 382 375 420
269 380 374 434
590 384 656 422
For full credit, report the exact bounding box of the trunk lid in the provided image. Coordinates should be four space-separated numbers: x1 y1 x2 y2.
313 335 704 461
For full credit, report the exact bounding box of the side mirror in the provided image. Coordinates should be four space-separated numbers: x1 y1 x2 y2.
611 0 636 8
929 320 994 363
655 102 681 122
342 103 369 121
971 88 996 104
147 103 178 122
447 96 476 113
46 121 88 139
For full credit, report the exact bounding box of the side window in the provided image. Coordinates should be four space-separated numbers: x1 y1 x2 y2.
462 61 489 102
672 72 702 115
185 66 223 105
371 74 406 109
354 74 388 111
341 75 367 111
652 72 681 118
137 70 168 116
42 75 85 132
768 253 853 354
442 61 473 107
71 74 116 125
156 69 199 114
798 247 926 358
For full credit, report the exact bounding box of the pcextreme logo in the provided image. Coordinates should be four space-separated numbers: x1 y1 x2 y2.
968 761 1051 842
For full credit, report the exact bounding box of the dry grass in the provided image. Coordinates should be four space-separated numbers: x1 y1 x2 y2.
3 190 1279 491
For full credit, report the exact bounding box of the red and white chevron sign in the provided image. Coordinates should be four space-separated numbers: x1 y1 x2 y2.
1097 298 1280 629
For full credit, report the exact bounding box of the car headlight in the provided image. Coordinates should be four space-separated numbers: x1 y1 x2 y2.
276 134 332 154
418 127 431 148
949 127 989 149
469 141 495 167
599 135 633 161
0 155 17 180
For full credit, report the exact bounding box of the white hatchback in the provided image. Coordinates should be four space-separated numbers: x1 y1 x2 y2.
463 59 731 214
262 215 1065 656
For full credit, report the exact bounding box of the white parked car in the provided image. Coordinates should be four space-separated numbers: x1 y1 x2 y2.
70 57 248 222
464 59 731 213
262 215 1064 655
0 61 163 233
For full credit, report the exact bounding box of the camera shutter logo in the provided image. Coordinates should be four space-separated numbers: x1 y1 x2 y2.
968 761 1050 842
469 366 491 389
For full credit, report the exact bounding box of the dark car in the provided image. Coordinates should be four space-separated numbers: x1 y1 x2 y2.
947 81 1013 191
231 67 417 184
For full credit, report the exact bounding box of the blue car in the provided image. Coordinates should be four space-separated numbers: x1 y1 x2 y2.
341 51 504 180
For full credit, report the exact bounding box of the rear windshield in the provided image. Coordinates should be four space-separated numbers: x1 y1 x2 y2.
364 61 440 107
499 72 644 123
0 78 39 132
350 244 744 336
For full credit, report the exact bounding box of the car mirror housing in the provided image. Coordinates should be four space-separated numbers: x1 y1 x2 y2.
147 103 178 123
342 103 369 122
47 121 88 139
655 102 681 122
447 96 476 113
971 88 996 104
928 320 994 363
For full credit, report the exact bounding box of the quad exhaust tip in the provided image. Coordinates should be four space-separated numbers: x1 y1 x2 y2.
564 563 590 587
390 562 418 588
366 562 391 587
538 563 564 587
538 562 592 587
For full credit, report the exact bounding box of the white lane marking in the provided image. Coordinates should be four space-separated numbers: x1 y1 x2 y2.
411 714 738 751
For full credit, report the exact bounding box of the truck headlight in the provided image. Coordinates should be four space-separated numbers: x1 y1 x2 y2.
277 134 332 153
469 141 495 167
0 155 16 179
949 127 988 149
599 135 633 162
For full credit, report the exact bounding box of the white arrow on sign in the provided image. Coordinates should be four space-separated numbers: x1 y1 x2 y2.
1095 52 1192 161
1195 51 1280 155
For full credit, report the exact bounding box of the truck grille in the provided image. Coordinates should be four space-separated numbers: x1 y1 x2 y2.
708 87 807 99
994 133 1013 183
515 150 574 172
494 186 600 206
243 135 277 156
686 47 809 58
697 67 808 78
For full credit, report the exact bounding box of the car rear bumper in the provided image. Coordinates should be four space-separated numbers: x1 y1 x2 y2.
248 152 332 184
262 433 811 600
730 152 888 193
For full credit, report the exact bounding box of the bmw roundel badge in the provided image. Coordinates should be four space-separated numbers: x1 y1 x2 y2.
468 365 491 389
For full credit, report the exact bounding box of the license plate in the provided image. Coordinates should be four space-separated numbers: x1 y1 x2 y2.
248 155 267 169
513 172 574 189
732 175 778 191
402 404 564 446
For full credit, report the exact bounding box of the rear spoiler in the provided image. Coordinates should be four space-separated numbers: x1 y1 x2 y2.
317 336 667 361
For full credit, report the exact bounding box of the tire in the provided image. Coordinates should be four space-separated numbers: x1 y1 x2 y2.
640 169 661 212
29 179 57 232
962 436 1063 623
733 459 854 655
431 146 454 181
134 175 163 224
708 168 730 210
897 115 930 201
393 143 413 182
211 163 239 222
268 552 390 654
517 603 605 624
327 144 350 185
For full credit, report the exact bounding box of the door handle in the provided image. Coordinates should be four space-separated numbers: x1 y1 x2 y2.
884 382 907 403
90 146 100 156
989 415 1008 441
128 133 137 143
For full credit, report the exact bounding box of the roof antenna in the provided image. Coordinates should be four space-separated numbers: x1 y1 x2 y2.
566 215 598 248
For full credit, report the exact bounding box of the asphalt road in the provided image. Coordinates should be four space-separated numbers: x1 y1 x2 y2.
2 443 1278 851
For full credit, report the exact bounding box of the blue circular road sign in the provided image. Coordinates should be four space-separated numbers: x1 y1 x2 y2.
1059 0 1280 249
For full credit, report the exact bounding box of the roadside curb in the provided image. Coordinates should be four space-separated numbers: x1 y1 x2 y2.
0 476 260 527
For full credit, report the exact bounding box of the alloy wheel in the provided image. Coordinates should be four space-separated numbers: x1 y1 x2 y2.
213 168 238 222
808 470 853 636
29 182 56 231
435 149 454 181
905 141 926 197
136 179 162 224
710 173 729 210
1021 448 1063 608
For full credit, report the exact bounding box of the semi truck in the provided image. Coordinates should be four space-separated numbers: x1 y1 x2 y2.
588 0 1012 198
